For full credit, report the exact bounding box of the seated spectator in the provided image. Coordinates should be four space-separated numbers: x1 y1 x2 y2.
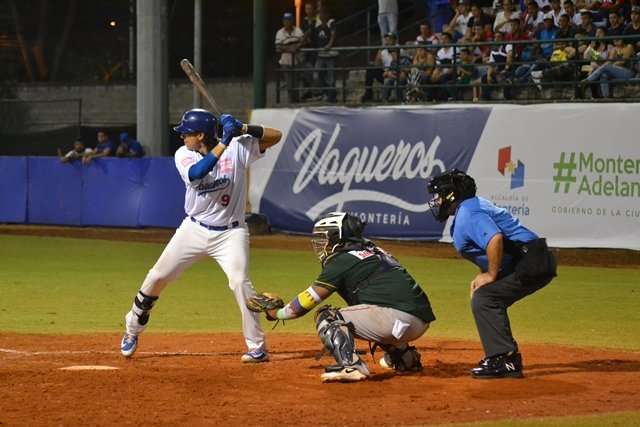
563 0 582 27
578 9 597 36
449 0 472 40
589 0 609 28
300 2 319 100
275 12 304 103
530 39 578 88
466 3 493 38
556 13 576 38
581 37 636 97
469 23 493 58
506 18 532 61
476 31 514 100
58 139 89 163
537 13 558 58
428 31 457 100
361 32 396 102
382 46 412 102
623 6 640 52
405 45 436 101
549 0 564 26
494 0 521 34
523 1 545 37
82 130 114 165
452 47 480 100
416 22 439 44
116 132 144 158
607 11 625 36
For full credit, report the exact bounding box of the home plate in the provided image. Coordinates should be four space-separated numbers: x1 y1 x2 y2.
59 365 120 371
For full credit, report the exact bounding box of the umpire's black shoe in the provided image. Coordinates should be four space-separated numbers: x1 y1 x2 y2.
471 352 523 379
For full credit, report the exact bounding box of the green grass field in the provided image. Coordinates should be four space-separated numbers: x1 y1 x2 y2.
1 234 639 350
1 234 639 426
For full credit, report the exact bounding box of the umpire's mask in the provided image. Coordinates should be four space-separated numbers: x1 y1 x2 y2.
426 169 477 222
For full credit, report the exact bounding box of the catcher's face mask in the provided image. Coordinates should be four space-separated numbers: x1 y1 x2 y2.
311 228 340 263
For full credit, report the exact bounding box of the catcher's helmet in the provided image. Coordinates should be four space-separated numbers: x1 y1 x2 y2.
173 108 217 136
311 212 365 263
426 169 477 222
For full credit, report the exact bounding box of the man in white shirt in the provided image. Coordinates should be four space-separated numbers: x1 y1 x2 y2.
275 12 304 102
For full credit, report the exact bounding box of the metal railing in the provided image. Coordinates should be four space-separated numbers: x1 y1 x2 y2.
274 34 640 105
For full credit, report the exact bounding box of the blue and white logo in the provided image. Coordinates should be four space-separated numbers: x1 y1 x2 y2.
260 107 490 239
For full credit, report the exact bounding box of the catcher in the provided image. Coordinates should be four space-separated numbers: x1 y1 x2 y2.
247 212 436 383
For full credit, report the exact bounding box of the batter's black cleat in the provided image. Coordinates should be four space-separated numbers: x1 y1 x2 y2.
471 351 523 379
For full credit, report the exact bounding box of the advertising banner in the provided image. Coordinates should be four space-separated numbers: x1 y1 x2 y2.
250 105 640 249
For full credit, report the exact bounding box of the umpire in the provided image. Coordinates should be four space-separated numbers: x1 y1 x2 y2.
427 169 557 379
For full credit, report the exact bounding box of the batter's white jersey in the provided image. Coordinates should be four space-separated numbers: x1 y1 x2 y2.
174 134 263 226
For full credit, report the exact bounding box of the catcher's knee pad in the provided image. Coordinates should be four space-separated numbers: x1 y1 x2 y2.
131 290 158 326
315 306 359 367
383 344 422 372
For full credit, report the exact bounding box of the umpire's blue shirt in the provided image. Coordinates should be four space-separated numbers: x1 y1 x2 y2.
451 196 538 272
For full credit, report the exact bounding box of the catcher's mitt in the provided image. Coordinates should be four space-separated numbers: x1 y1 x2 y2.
246 292 285 321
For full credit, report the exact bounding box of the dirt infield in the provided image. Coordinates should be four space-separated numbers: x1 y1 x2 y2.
1 333 640 426
1 224 639 268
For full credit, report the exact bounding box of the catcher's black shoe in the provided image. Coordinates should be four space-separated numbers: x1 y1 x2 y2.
471 352 523 379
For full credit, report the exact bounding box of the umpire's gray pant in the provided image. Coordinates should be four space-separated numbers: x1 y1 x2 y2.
471 272 552 358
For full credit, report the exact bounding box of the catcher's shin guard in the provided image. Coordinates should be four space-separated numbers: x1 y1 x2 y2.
315 306 361 368
131 290 158 326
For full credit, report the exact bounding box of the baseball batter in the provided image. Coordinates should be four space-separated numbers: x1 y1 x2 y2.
120 108 282 362
250 212 436 382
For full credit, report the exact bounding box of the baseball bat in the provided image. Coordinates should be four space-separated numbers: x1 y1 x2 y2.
180 58 223 116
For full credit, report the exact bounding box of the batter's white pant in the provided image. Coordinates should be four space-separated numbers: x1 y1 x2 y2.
124 217 265 352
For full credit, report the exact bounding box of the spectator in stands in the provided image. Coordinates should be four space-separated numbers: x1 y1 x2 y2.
523 1 545 37
382 44 412 102
452 47 480 99
58 139 89 163
549 0 564 26
623 6 640 51
579 9 597 36
313 8 338 102
417 22 439 44
537 13 558 57
275 12 305 103
622 0 640 22
556 13 577 38
470 23 493 58
429 31 457 100
607 11 626 36
82 130 114 165
582 37 636 97
301 2 320 101
563 0 582 27
466 4 494 38
589 0 609 28
116 132 144 158
476 31 513 100
405 44 436 101
362 32 397 102
530 39 578 89
378 0 399 41
449 0 472 40
506 17 532 62
426 0 454 33
494 0 521 34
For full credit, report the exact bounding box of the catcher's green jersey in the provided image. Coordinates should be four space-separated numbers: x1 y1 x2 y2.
315 248 436 323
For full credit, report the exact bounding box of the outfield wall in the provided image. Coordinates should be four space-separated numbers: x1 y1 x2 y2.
0 157 185 228
250 104 640 250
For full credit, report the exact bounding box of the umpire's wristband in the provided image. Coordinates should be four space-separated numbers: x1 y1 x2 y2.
243 124 264 139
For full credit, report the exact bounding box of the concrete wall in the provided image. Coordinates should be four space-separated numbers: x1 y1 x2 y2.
14 79 277 130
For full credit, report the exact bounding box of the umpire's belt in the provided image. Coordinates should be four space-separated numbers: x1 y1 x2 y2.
190 216 239 231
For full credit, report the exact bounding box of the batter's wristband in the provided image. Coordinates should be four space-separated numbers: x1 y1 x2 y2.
245 124 264 139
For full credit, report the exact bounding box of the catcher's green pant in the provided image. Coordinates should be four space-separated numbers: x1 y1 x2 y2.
339 304 429 346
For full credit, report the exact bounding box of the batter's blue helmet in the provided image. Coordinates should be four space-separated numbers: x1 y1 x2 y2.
173 109 217 136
